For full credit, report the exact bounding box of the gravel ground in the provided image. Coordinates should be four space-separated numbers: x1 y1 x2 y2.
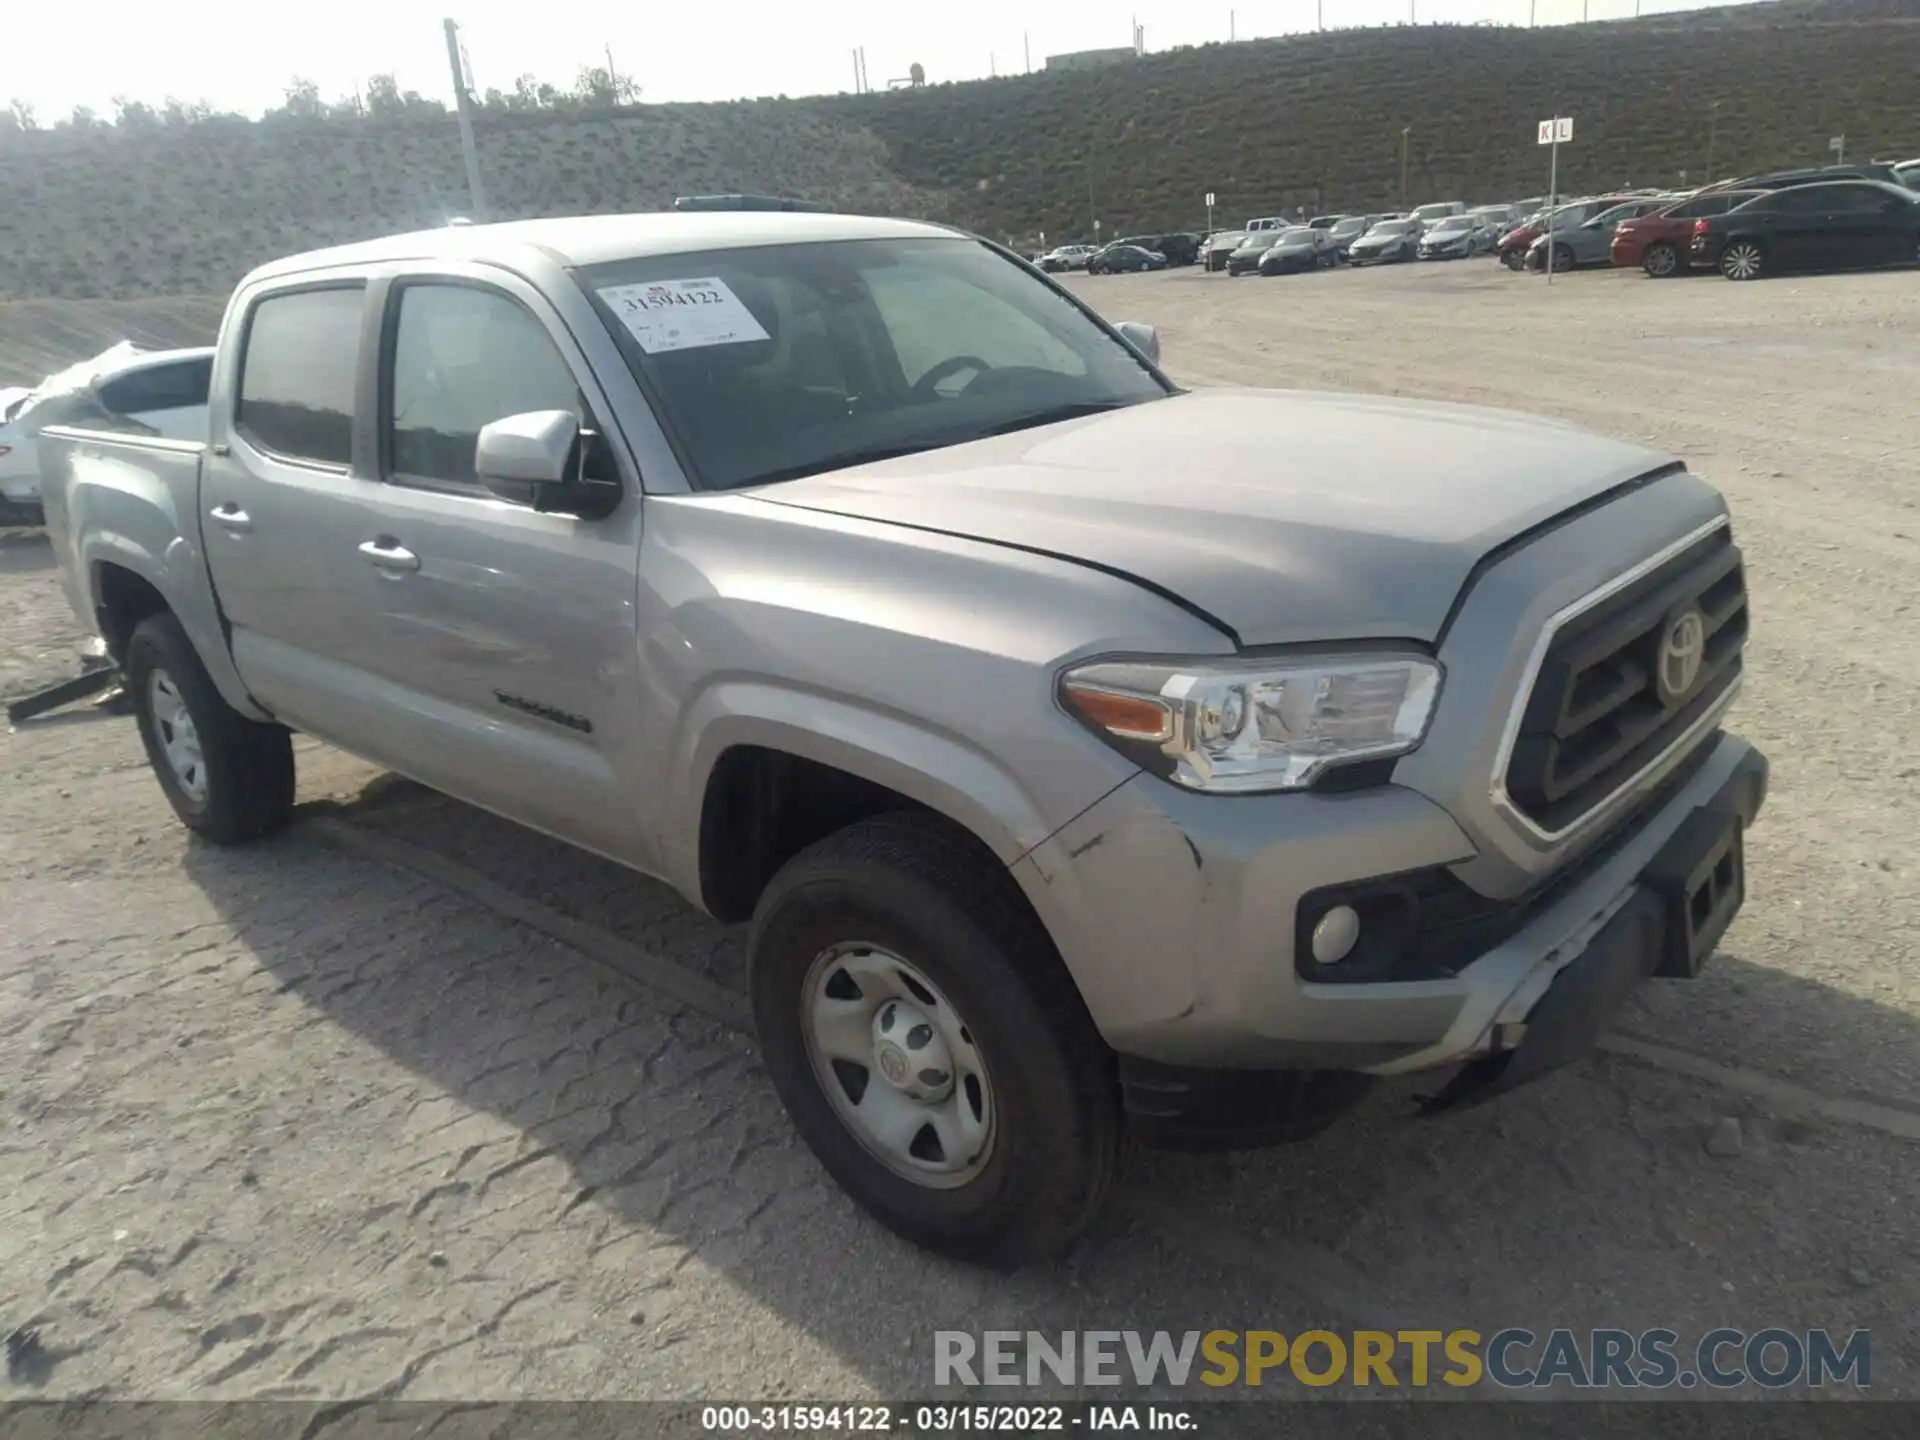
2 258 1917 1415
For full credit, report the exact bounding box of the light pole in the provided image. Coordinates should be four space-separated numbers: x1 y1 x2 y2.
1400 126 1412 210
1706 100 1723 183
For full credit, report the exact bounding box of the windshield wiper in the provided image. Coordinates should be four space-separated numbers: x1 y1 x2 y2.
979 398 1148 438
746 442 957 487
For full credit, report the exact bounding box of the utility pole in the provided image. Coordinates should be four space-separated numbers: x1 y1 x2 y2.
1400 125 1412 210
1706 99 1722 182
1230 10 1235 42
605 42 618 94
443 18 487 221
1318 0 1324 30
1024 32 1031 73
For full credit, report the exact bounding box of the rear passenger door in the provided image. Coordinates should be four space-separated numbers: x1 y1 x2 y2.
346 269 649 863
201 280 394 740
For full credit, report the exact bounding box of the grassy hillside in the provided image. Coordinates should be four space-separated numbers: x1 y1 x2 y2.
1 0 1916 300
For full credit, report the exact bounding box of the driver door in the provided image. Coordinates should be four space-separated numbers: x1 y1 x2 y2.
336 268 652 864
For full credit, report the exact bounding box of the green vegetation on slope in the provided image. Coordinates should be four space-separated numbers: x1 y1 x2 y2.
1 0 1915 298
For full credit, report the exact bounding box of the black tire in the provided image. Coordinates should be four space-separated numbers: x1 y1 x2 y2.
126 611 294 843
1642 241 1680 279
1550 244 1575 274
1719 239 1765 281
1501 249 1526 272
749 812 1121 1267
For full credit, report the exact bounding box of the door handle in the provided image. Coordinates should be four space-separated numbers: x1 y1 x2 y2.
208 503 252 533
357 538 420 573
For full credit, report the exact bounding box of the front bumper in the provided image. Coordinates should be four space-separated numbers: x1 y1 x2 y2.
1020 728 1765 1068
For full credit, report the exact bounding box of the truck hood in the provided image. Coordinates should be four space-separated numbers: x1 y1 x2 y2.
757 388 1676 646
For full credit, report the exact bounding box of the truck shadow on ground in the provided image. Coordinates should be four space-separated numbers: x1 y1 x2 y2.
178 776 1920 1403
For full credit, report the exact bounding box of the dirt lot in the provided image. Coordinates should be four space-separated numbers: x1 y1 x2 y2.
2 258 1917 1415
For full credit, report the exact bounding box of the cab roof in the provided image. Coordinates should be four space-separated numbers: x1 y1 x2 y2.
243 211 962 285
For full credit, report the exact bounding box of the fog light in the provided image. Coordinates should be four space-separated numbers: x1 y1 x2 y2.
1310 905 1362 965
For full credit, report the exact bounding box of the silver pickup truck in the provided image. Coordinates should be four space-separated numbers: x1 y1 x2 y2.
42 211 1766 1265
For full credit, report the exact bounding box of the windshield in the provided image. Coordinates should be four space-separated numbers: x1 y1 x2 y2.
1368 221 1415 237
1412 205 1455 221
1236 233 1279 249
1588 202 1643 227
1277 230 1316 247
1428 218 1472 233
580 237 1168 492
1330 219 1369 238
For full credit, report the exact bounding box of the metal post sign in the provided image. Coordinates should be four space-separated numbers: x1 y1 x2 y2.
1538 116 1573 285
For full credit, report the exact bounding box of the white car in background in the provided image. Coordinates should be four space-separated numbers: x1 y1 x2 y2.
1 346 213 526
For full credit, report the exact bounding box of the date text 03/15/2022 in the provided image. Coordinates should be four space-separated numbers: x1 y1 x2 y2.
700 1405 1194 1432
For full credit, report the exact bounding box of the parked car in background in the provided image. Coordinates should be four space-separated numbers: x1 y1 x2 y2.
1038 244 1101 273
1243 216 1290 233
1528 196 1679 272
1691 180 1920 280
1498 197 1626 269
1410 201 1466 225
1258 226 1338 274
1149 233 1201 267
1326 214 1389 262
1306 214 1347 230
1417 214 1489 260
1226 230 1284 275
0 345 213 527
1202 231 1247 271
1087 243 1168 274
1705 163 1908 197
1612 191 1761 277
1896 158 1920 190
1346 218 1422 266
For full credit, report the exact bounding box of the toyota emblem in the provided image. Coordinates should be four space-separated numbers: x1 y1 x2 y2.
1657 608 1706 705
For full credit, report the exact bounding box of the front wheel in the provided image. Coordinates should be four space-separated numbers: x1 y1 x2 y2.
1550 245 1575 274
749 813 1121 1266
1642 241 1680 278
1720 240 1765 281
126 612 294 843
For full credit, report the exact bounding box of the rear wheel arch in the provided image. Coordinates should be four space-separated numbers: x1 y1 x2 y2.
92 560 171 665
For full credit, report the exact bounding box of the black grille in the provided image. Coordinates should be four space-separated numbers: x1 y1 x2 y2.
1504 526 1747 834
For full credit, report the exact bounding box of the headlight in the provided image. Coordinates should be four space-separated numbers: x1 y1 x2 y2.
1059 653 1442 794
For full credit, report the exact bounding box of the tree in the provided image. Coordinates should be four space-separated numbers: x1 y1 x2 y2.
6 98 36 132
363 73 446 117
270 77 326 121
567 64 639 108
59 105 105 132
112 96 159 130
159 97 214 127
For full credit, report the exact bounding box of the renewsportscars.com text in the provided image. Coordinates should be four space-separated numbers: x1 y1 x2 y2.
933 1328 1871 1391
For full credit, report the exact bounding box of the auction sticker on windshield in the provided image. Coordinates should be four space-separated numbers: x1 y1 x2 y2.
598 278 770 354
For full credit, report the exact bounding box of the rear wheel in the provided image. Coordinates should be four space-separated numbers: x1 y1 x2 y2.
1642 242 1680 278
1720 240 1765 281
749 813 1121 1266
126 612 294 843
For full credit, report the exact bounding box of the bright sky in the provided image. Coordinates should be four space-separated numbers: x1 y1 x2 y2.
10 0 1757 121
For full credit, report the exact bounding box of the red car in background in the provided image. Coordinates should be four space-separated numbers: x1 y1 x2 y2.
1612 190 1762 277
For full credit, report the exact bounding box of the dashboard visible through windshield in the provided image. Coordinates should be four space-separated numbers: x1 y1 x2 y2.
579 237 1169 491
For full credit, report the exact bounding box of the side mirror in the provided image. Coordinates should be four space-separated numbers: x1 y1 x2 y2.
475 409 619 518
1113 321 1161 366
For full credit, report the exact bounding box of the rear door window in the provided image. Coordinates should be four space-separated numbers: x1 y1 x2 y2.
235 286 365 467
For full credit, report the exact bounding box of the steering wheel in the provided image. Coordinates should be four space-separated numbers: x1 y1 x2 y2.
910 355 991 402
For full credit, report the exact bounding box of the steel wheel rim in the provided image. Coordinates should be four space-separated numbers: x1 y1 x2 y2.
1645 245 1677 277
1724 244 1761 280
148 668 208 804
801 942 995 1190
